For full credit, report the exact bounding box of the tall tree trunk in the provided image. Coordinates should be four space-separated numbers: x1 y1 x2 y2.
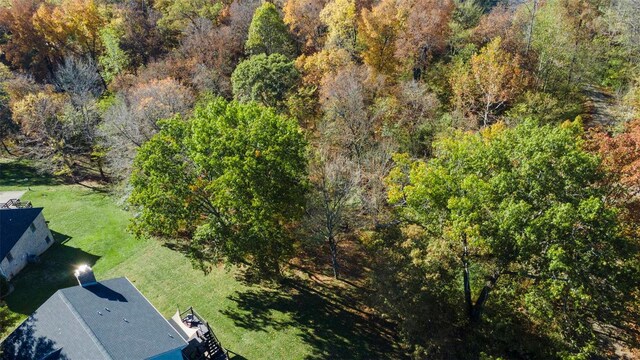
463 258 473 317
524 0 538 55
462 235 501 322
93 154 107 182
482 100 491 128
329 235 339 279
566 18 584 89
462 236 474 317
466 271 500 322
1 140 12 155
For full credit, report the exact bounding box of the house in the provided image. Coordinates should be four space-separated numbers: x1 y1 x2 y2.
0 204 55 280
1 266 228 360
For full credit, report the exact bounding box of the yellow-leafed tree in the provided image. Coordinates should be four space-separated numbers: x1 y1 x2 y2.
359 0 401 75
450 37 528 127
32 0 105 61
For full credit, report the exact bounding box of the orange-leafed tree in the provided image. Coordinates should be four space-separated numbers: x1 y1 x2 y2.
472 5 518 50
283 0 328 54
589 119 640 238
394 0 454 79
0 0 52 79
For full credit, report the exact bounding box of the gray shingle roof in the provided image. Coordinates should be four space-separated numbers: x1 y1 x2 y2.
2 278 187 360
0 207 43 261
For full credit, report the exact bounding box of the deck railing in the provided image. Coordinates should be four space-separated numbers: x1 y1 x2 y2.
1 199 33 209
178 306 228 360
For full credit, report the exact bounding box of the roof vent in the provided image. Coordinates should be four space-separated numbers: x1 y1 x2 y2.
74 264 97 287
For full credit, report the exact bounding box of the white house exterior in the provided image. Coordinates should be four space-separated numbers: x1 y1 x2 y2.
0 207 55 280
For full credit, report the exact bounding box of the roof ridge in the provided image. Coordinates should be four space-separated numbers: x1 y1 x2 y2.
57 291 113 360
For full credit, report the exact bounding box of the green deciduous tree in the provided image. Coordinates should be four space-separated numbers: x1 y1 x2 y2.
529 0 600 93
245 2 296 58
130 98 308 275
98 24 131 83
155 0 224 33
231 53 299 108
381 120 638 357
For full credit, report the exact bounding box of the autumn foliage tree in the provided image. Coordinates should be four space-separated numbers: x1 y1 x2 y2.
32 0 105 62
102 78 194 178
319 64 370 160
0 0 638 356
359 0 401 75
588 117 640 356
394 0 453 78
154 0 224 33
589 119 640 237
450 37 528 127
305 150 359 278
283 0 327 53
319 0 359 56
118 1 168 69
10 88 98 176
0 0 53 78
0 65 15 151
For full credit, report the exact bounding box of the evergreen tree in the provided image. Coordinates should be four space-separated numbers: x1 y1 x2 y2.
245 2 296 58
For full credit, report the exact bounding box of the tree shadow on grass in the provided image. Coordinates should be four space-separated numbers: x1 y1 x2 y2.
50 230 71 244
227 350 247 360
5 242 100 317
221 277 406 360
0 160 60 187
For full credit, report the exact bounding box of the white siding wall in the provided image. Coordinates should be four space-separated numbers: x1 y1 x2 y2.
0 213 55 280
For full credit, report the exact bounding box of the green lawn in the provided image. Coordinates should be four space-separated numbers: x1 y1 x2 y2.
0 159 399 359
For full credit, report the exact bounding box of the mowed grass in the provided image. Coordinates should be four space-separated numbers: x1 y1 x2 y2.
0 159 399 359
102 243 309 359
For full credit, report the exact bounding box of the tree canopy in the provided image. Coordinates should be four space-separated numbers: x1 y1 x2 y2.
231 53 299 108
383 120 638 357
245 2 296 58
1 0 639 356
129 97 308 275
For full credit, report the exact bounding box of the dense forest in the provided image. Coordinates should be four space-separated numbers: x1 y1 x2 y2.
1 0 639 358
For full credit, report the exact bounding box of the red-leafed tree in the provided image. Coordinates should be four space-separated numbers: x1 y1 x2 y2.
589 119 640 238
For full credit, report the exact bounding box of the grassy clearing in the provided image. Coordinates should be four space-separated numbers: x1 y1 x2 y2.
0 159 400 359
